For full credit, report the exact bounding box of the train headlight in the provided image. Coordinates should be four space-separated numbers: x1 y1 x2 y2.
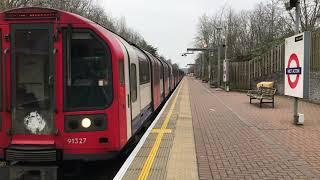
81 118 92 128
65 114 107 132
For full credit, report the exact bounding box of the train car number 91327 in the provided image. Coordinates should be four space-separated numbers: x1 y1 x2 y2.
67 137 87 144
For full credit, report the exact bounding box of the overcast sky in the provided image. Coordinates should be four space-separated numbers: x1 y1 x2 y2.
101 0 264 68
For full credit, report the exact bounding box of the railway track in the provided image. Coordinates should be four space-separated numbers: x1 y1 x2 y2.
0 148 127 180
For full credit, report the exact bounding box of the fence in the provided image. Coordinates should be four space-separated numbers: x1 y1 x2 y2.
229 44 284 89
311 31 320 72
229 30 320 90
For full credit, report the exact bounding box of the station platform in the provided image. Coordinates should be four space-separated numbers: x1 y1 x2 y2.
115 77 320 180
115 78 198 180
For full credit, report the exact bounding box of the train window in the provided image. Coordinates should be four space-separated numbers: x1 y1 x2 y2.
130 64 137 102
139 57 150 84
63 29 113 110
160 63 163 79
118 61 124 84
165 66 169 79
154 58 160 84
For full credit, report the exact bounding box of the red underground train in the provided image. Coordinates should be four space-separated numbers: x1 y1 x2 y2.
0 7 184 162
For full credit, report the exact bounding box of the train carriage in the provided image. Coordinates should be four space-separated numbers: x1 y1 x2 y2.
0 7 182 162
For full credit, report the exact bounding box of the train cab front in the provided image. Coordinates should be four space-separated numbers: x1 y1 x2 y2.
0 7 127 163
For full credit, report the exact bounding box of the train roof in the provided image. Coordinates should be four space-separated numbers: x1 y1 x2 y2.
0 7 137 46
0 7 180 71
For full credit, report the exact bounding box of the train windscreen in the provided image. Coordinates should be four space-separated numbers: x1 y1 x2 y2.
63 29 113 111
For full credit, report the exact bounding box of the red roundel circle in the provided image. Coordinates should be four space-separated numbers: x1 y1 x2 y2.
287 53 300 89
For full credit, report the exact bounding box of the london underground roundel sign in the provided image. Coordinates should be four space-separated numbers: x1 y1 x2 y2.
286 53 301 89
284 32 310 98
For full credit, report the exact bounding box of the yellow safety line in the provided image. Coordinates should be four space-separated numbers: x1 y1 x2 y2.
138 80 184 180
151 129 172 134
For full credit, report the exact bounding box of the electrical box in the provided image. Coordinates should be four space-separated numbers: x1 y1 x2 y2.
296 113 304 125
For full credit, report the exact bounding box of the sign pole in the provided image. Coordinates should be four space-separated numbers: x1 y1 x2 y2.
225 29 229 91
294 97 298 123
294 0 300 124
295 1 300 34
218 46 221 87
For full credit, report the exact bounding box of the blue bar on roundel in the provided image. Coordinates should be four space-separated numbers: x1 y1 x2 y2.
286 67 302 75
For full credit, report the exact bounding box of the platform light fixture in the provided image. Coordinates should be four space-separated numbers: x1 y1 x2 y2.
285 0 299 10
181 52 194 56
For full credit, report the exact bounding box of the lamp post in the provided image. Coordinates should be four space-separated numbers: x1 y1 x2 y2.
224 26 229 91
293 0 300 124
216 27 222 87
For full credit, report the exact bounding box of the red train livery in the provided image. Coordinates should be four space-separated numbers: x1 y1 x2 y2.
0 7 183 162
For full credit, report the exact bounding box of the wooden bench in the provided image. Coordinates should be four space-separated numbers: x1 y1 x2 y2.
247 87 276 108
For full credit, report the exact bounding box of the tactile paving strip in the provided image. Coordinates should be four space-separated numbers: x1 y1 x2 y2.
123 85 183 180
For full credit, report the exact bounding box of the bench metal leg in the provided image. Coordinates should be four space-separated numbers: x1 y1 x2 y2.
260 99 262 108
272 98 274 108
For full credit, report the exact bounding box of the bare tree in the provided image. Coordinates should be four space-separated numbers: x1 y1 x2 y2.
194 0 299 61
285 0 320 31
0 0 162 59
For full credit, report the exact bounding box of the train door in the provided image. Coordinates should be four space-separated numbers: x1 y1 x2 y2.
129 52 141 133
116 39 133 139
168 66 173 91
115 38 141 138
166 67 170 94
0 26 10 149
159 64 164 100
0 28 3 146
10 24 55 140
